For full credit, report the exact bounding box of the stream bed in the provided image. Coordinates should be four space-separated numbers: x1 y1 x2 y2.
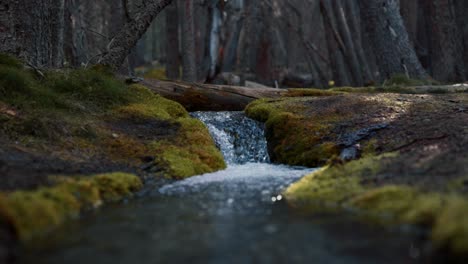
20 112 429 264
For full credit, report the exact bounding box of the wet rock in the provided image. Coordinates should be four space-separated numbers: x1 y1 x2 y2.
340 145 361 161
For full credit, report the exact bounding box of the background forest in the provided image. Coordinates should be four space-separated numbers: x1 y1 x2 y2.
2 0 468 88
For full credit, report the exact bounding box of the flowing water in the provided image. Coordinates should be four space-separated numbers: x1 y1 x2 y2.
20 112 430 264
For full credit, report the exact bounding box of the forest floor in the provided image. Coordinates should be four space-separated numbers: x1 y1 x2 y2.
246 91 468 260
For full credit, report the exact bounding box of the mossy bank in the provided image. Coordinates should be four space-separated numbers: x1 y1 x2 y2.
0 54 225 245
246 90 468 259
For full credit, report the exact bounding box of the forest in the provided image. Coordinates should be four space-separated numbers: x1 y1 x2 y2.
0 0 467 263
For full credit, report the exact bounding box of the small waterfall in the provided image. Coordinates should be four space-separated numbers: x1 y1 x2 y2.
192 111 270 165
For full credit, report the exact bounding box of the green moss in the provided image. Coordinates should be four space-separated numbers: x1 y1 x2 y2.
144 68 167 80
1 55 224 180
152 117 226 179
246 98 347 166
285 153 468 256
0 53 23 69
432 197 468 254
0 173 142 241
42 68 130 110
285 154 393 206
284 88 342 97
245 98 282 122
385 74 434 87
116 84 187 120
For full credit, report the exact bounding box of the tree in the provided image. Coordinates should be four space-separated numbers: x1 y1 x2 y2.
359 0 427 80
99 0 174 70
422 0 465 82
180 0 197 82
0 0 65 67
165 1 181 79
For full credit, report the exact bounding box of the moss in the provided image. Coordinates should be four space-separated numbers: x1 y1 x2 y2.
0 173 142 241
285 153 468 256
285 154 393 206
0 53 23 69
42 68 130 110
432 197 468 254
246 98 348 166
385 74 428 86
284 88 342 97
285 167 363 209
144 67 167 80
152 117 226 179
116 84 187 120
245 98 283 122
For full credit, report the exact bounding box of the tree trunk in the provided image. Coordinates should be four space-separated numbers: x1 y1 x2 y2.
99 0 173 70
0 0 64 68
221 0 245 72
180 0 197 82
359 0 427 81
423 0 465 82
238 1 263 75
165 1 180 80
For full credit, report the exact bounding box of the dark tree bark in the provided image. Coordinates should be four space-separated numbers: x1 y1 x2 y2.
221 0 244 72
454 0 468 80
0 0 65 67
238 1 263 74
165 1 181 79
99 0 173 70
359 0 427 80
180 0 197 82
423 0 465 82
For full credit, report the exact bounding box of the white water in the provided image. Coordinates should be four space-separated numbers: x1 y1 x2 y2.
160 112 314 199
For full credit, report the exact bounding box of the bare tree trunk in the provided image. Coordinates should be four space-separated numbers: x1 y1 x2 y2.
0 0 65 68
332 0 363 86
208 6 222 79
221 0 245 72
99 0 173 70
320 0 351 86
423 0 465 82
165 1 180 79
238 1 263 75
454 0 468 80
359 0 427 80
180 0 197 82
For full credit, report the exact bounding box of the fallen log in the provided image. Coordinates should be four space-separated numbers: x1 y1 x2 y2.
142 78 286 111
141 78 468 112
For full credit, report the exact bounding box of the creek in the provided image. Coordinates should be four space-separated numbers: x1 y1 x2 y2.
20 112 426 264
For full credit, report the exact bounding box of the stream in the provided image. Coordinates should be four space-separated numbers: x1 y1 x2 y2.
20 112 428 264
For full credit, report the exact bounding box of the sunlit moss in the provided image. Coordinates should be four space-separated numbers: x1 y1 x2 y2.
116 84 187 120
0 173 142 241
285 154 395 206
152 117 226 179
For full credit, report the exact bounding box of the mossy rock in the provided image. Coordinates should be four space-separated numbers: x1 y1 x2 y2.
0 173 142 241
245 98 345 166
285 153 468 257
0 58 225 180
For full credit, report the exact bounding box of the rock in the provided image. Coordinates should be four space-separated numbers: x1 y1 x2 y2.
340 145 361 161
